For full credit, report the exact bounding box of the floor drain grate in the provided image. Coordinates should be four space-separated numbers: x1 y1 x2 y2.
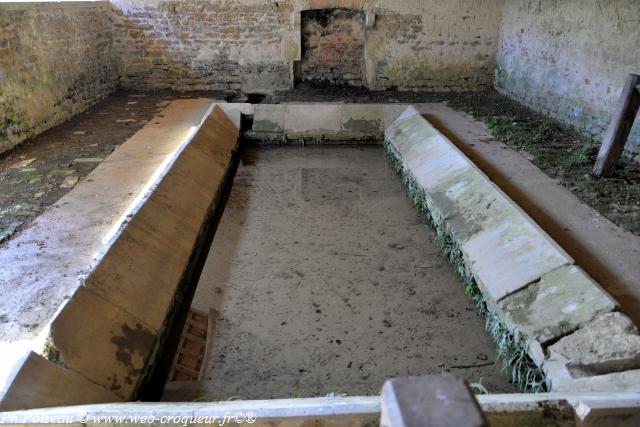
168 308 213 382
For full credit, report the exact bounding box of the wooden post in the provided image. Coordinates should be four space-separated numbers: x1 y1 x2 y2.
380 374 488 427
593 73 640 177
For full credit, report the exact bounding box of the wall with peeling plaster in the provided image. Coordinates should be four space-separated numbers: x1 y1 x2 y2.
0 1 118 154
496 0 640 155
109 0 504 92
3 0 639 157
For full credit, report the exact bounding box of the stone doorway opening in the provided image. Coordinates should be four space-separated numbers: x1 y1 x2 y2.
295 9 367 87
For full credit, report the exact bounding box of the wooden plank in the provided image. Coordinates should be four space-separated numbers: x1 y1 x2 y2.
198 309 218 381
176 348 205 361
593 73 640 177
172 365 200 377
182 332 207 344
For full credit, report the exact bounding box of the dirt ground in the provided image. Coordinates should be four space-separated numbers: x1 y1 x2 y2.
271 84 640 236
169 145 515 401
0 92 170 244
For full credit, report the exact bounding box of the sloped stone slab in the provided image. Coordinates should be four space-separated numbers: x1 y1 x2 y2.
386 107 572 303
0 102 239 409
547 312 640 378
47 286 156 400
461 219 570 302
547 366 640 393
0 99 215 344
0 348 120 411
82 106 239 332
498 265 617 345
386 106 627 390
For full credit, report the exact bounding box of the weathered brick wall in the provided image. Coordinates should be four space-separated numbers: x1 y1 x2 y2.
365 5 500 92
0 1 117 154
109 0 504 93
111 1 291 92
299 9 366 86
496 0 640 156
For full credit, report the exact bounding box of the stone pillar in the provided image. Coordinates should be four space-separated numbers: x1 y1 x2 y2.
380 374 488 427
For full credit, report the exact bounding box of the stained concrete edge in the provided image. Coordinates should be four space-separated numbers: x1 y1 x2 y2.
2 392 640 426
249 104 386 141
384 106 640 393
0 103 240 409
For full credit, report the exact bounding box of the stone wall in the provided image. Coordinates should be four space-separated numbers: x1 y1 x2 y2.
110 0 504 92
496 0 640 156
299 9 366 86
0 1 117 154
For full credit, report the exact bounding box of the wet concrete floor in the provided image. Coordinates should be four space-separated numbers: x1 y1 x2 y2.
166 144 515 400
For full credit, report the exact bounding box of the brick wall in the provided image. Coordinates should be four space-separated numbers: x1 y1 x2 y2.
110 0 504 92
0 1 117 154
299 9 366 86
111 1 292 92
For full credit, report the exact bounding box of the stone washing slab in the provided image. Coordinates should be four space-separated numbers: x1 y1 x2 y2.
547 312 640 379
385 106 573 303
47 286 157 399
545 359 640 393
81 106 239 332
461 221 570 302
0 99 215 344
498 265 617 345
0 102 239 410
386 106 627 391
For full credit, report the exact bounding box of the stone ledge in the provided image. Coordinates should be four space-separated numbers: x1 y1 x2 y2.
249 104 385 142
386 107 575 304
542 312 640 392
385 106 629 392
497 265 617 346
0 101 239 410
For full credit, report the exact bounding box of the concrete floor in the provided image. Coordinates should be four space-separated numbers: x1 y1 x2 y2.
166 145 515 401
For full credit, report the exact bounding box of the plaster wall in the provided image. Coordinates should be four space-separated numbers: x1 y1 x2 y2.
496 0 640 155
0 1 117 154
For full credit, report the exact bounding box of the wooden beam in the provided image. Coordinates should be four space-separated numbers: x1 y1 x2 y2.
593 73 640 177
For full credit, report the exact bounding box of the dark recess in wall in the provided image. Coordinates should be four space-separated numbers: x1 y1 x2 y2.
296 8 366 88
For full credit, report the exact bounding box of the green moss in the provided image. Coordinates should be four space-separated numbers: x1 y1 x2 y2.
283 40 299 61
385 140 546 393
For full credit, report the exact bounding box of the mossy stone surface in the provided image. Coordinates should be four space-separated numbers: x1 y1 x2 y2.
498 265 617 344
